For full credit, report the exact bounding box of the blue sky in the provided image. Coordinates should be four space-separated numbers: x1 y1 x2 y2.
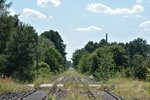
8 0 150 60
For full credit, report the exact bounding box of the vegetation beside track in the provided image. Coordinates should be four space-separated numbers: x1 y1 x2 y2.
0 70 150 100
0 78 32 94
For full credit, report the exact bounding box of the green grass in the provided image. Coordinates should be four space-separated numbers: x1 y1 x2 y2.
0 78 32 94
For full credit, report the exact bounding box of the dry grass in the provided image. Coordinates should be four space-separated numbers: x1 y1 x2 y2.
0 78 32 94
60 71 150 100
57 69 86 78
33 76 50 85
30 70 150 100
101 78 150 100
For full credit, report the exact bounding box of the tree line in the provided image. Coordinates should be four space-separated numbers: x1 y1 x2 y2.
72 38 150 81
0 0 68 82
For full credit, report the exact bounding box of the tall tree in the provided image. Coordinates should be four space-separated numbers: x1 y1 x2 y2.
0 0 11 15
41 30 66 58
5 23 37 81
110 45 129 70
126 38 149 60
84 41 98 53
89 47 115 80
44 46 65 73
72 49 86 69
0 15 19 53
78 52 90 73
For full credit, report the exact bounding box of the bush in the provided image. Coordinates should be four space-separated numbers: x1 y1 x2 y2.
146 68 150 82
38 62 51 78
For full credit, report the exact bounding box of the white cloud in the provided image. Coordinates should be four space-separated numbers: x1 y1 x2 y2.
37 0 61 7
50 0 61 7
22 8 47 19
139 21 150 31
9 8 18 16
87 3 144 15
76 26 102 32
136 0 144 4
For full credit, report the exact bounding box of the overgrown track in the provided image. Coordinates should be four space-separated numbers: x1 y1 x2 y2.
49 86 67 100
101 90 124 100
0 91 49 100
80 90 97 100
0 71 124 100
47 75 124 100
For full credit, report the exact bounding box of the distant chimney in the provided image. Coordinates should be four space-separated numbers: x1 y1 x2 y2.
106 33 108 43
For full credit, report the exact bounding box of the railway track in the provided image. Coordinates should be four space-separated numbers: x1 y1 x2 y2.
0 73 124 100
0 90 49 100
101 90 124 100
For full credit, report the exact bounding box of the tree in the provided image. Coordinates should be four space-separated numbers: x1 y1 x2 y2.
0 0 11 15
38 62 51 78
84 41 98 53
72 49 86 69
126 38 149 60
89 47 115 80
37 37 55 62
5 23 37 81
41 30 66 58
110 45 129 70
131 54 146 79
0 15 19 76
0 15 19 53
44 46 65 74
98 39 107 47
78 52 90 73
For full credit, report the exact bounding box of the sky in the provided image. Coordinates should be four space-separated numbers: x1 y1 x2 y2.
7 0 150 60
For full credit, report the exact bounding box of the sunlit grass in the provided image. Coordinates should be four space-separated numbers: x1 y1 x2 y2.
57 69 86 78
0 78 32 94
1 71 149 100
101 78 150 100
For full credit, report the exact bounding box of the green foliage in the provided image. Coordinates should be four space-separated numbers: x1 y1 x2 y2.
89 47 115 80
126 38 149 60
44 46 65 74
38 37 55 61
72 49 86 69
66 61 72 68
41 30 66 58
72 38 150 80
131 54 146 79
0 15 19 53
0 0 67 82
39 30 67 74
78 52 90 73
0 54 6 75
84 41 98 53
5 23 37 81
0 0 12 15
110 45 129 70
145 58 150 81
38 62 51 78
146 68 150 82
